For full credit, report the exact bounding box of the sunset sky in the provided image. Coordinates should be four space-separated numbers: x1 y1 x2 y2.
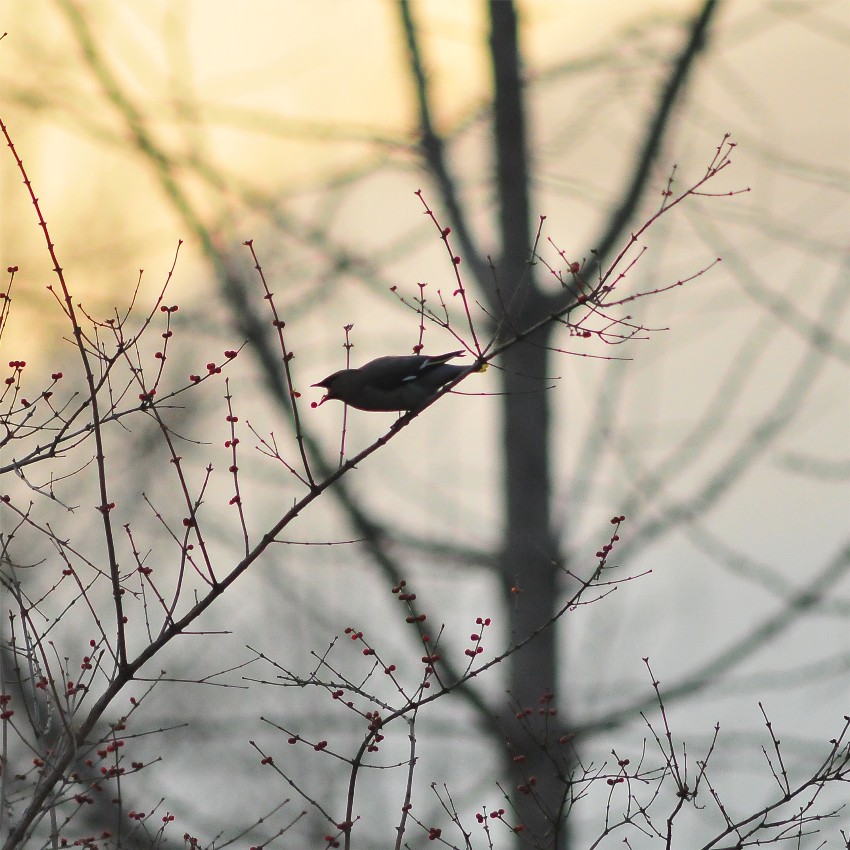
0 1 848 843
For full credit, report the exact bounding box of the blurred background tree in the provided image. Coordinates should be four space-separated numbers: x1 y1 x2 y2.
0 1 848 847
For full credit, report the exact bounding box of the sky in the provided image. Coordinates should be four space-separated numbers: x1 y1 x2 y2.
0 0 848 845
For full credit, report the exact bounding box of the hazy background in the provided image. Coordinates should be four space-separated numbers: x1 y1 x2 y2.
0 1 848 846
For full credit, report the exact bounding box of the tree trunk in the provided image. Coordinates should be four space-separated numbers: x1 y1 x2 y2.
488 6 572 844
497 335 573 848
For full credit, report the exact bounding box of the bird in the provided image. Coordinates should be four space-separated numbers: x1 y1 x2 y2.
312 350 474 412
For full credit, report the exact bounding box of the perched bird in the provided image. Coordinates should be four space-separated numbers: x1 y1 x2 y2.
313 350 472 412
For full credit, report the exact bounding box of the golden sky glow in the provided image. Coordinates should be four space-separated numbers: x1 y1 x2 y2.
0 6 847 843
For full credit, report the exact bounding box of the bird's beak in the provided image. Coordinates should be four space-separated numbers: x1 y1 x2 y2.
311 381 330 405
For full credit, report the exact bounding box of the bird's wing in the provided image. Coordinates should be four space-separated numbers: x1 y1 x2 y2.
361 352 463 390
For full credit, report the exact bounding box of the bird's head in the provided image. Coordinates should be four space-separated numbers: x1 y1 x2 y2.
311 370 350 406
